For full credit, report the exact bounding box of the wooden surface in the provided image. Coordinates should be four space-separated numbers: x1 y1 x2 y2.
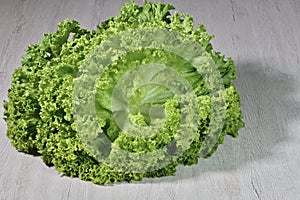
0 0 300 199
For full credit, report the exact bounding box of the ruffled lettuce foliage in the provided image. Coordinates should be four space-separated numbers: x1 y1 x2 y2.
3 1 244 184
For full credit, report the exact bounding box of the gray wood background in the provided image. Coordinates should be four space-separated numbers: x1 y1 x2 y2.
0 0 299 199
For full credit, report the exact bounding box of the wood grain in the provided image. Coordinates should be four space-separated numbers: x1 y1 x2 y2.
0 0 299 199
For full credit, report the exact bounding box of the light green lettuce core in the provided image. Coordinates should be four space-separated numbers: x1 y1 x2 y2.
4 1 244 184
